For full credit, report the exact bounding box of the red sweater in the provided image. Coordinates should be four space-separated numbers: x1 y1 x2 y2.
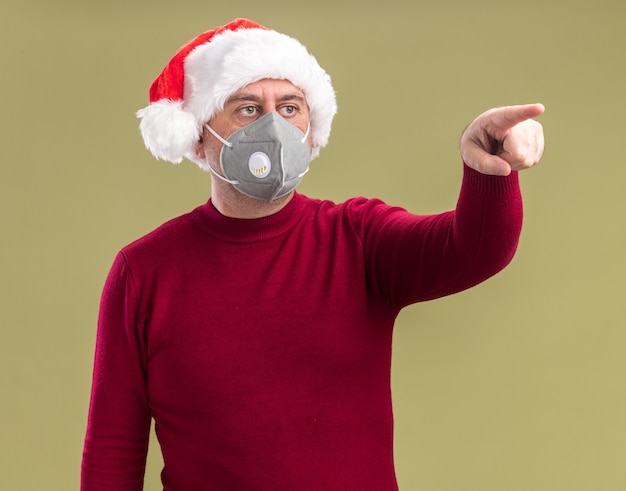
82 165 523 490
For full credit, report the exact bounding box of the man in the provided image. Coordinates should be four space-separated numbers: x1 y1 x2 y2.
81 18 544 491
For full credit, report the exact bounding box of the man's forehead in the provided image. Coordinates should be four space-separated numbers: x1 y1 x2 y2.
226 79 305 103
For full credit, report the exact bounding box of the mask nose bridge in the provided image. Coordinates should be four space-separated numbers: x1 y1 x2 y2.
207 111 309 145
205 111 280 146
255 112 311 144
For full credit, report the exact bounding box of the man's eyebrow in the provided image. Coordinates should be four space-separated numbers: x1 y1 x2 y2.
226 94 261 104
278 94 306 103
226 93 306 104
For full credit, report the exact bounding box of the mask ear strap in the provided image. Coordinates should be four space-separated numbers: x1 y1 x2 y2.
203 124 238 184
205 124 233 148
298 166 309 179
301 122 311 143
206 164 238 185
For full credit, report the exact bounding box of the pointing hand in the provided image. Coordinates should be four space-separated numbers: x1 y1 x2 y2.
460 104 545 176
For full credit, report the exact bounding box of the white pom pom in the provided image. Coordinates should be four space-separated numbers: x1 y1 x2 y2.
136 100 200 164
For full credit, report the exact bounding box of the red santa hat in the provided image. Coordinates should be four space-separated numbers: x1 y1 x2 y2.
136 18 337 170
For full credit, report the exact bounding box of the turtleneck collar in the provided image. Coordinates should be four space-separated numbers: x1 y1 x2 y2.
192 192 305 244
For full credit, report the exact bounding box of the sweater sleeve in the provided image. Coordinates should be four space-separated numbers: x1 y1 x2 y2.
81 252 151 491
356 164 524 308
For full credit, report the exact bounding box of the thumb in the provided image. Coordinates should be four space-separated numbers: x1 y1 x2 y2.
463 149 513 176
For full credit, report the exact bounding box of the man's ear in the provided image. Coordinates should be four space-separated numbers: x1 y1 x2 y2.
194 137 206 160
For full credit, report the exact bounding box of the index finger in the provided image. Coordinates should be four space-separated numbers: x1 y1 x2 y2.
487 103 545 131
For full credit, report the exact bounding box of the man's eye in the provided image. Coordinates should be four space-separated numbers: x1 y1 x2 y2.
281 106 296 116
241 106 257 115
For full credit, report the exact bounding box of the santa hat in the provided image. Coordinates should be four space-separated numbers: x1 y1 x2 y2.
136 18 337 170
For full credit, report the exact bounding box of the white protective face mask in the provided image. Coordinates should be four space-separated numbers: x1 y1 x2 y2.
205 112 311 202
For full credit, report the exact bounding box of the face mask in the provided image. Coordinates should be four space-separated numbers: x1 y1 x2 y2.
205 112 312 202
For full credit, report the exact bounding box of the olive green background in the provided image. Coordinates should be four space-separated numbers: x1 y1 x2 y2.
2 0 625 489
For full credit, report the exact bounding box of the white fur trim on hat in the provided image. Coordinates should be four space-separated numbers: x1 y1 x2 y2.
136 100 200 163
